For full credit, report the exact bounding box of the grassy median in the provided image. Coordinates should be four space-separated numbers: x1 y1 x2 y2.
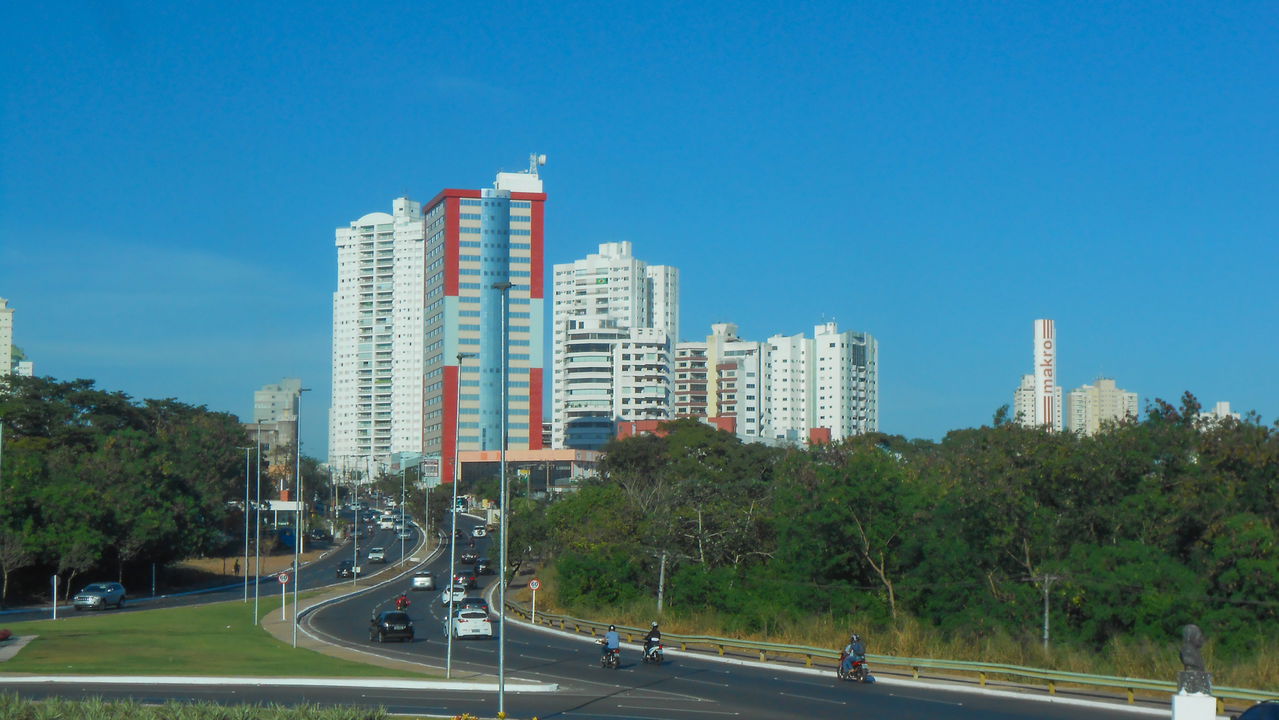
0 596 430 678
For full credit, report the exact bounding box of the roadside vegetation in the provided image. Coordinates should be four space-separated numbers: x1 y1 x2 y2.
0 595 430 678
0 694 404 719
0 375 331 606
504 397 1279 689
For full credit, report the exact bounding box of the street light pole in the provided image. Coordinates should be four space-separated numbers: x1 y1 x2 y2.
493 280 513 717
447 350 477 679
254 429 262 624
240 446 252 602
292 387 311 648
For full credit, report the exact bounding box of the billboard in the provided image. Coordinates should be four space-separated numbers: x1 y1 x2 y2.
1034 319 1057 429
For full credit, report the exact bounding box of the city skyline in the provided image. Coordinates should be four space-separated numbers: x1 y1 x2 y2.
2 3 1275 456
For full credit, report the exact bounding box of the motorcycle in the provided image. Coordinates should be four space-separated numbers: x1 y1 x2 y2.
597 639 621 669
642 642 664 665
837 652 869 682
394 595 410 611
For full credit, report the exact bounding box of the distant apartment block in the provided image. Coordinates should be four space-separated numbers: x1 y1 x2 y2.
330 158 547 480
255 378 302 423
551 241 678 449
674 323 769 439
1013 374 1062 429
766 322 878 443
1067 378 1138 436
1198 400 1241 425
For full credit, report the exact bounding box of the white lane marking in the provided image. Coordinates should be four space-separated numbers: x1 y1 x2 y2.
774 677 832 688
778 691 845 705
616 705 739 715
888 692 964 707
673 677 730 688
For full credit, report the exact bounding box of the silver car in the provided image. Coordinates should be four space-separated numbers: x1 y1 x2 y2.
74 582 126 611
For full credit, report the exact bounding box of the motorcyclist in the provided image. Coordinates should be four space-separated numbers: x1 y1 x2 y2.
394 592 410 611
601 624 621 658
840 633 866 675
644 621 662 657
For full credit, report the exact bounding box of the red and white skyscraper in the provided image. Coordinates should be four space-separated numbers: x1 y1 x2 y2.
330 157 546 482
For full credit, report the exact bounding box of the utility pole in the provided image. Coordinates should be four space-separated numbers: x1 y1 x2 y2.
657 552 667 615
1034 573 1062 650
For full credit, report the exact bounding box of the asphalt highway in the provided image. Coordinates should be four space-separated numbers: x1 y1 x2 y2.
0 515 1160 719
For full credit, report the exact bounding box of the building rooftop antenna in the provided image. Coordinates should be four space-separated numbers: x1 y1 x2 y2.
528 153 547 177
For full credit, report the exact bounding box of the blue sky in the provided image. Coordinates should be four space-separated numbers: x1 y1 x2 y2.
2 1 1276 456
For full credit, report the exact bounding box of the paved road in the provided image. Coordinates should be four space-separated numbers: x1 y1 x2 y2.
0 514 1160 719
1 520 424 623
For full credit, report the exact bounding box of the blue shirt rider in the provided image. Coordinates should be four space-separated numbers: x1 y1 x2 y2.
602 625 621 656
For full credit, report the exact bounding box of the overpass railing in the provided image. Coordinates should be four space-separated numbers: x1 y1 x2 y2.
505 599 1274 712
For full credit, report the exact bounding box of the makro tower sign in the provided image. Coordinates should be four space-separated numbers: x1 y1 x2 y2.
1034 319 1057 428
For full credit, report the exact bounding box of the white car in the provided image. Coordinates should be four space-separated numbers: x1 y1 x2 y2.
367 547 387 563
439 583 467 606
471 527 487 538
446 607 493 639
411 571 435 591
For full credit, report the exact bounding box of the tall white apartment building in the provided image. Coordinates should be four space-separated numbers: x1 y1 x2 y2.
765 322 878 443
551 241 678 449
1067 378 1138 436
1198 401 1241 426
0 298 12 378
1013 374 1062 428
674 323 769 439
330 197 428 470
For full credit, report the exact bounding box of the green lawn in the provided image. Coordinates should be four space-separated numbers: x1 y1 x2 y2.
0 596 435 678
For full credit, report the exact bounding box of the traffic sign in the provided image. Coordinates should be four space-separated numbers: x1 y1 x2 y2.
278 572 290 585
529 578 541 591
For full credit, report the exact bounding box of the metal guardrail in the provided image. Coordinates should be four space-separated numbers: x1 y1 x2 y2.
505 599 1275 712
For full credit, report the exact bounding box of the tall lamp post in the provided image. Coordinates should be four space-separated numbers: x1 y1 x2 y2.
253 429 263 624
447 351 477 679
240 446 253 602
493 280 513 717
292 387 311 648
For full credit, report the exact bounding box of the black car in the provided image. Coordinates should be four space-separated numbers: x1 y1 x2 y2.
453 567 478 589
336 560 359 579
460 551 478 564
458 596 490 614
475 557 493 575
369 610 414 643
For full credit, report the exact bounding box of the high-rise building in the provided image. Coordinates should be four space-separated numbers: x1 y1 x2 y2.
1013 319 1063 431
765 322 878 443
1198 401 1241 426
550 241 678 448
255 378 302 423
330 158 547 482
1067 378 1138 436
674 323 770 439
1013 373 1061 428
331 197 429 471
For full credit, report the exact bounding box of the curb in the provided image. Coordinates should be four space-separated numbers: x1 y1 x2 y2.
0 675 558 692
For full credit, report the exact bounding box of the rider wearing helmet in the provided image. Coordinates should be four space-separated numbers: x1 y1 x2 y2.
840 632 866 674
644 621 662 656
602 624 621 658
395 592 410 611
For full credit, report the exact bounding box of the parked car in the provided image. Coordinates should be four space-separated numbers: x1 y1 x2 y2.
446 607 493 639
73 582 126 611
458 596 490 614
367 547 387 563
369 610 414 643
439 583 467 606
471 527 487 538
475 557 493 575
336 560 362 579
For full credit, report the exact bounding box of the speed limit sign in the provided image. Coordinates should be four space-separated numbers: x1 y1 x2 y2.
529 578 541 591
278 572 290 585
